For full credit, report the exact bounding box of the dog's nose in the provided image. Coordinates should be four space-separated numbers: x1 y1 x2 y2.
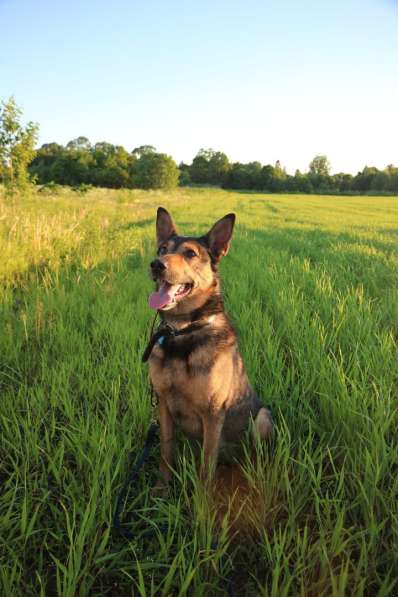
150 259 166 273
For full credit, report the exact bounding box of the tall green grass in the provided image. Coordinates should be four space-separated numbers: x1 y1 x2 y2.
1 186 397 595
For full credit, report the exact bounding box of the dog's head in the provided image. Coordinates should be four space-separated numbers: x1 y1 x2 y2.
148 207 235 313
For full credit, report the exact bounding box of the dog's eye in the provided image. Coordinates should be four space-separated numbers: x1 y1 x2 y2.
184 249 197 259
158 246 168 255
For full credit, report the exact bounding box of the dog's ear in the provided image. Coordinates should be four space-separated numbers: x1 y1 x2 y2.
203 213 236 261
156 207 177 245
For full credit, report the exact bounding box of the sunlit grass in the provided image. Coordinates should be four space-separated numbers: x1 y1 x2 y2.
1 185 397 595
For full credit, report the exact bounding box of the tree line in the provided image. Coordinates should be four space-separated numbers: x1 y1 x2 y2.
1 97 397 195
182 149 398 194
30 143 398 195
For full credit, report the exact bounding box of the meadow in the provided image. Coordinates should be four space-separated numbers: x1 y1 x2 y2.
0 186 397 596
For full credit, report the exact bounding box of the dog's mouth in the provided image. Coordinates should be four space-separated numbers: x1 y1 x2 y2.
148 281 193 310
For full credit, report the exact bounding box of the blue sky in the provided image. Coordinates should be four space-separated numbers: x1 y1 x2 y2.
1 0 397 173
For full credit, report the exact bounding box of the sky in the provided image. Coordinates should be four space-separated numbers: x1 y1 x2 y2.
1 0 397 174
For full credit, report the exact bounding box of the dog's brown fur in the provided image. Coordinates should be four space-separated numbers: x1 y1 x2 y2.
148 207 272 486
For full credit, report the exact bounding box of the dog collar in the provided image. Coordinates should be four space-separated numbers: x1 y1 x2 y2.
142 319 209 363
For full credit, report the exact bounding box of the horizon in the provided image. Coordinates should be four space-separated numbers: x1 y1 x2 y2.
1 0 397 175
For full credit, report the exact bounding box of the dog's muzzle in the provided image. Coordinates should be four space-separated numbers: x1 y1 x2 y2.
150 259 166 278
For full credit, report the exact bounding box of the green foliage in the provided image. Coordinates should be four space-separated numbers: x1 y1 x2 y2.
223 155 398 194
90 143 131 188
37 181 63 195
178 162 192 186
0 97 38 195
309 154 331 177
190 148 230 185
30 140 180 191
0 187 397 595
132 152 180 189
66 136 91 151
71 183 93 194
132 145 156 158
226 161 262 190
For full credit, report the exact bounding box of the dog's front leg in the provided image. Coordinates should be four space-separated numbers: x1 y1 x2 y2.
201 411 225 482
157 398 174 487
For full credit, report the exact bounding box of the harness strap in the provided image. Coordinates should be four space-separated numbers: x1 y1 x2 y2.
142 319 209 363
142 328 172 363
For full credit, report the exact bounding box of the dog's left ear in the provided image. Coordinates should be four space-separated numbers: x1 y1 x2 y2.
203 213 236 261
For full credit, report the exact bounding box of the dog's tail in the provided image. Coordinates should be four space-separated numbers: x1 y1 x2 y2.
253 407 273 440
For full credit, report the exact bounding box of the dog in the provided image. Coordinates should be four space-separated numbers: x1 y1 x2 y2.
146 207 272 487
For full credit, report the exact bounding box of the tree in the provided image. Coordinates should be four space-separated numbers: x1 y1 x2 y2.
309 155 331 177
49 149 94 186
91 142 131 187
371 171 389 192
352 166 378 193
308 155 332 192
132 145 156 158
190 148 230 185
66 136 91 151
208 151 230 185
30 143 63 183
271 160 288 191
224 161 262 190
333 172 353 193
190 150 210 184
178 162 191 186
133 152 179 189
385 165 398 193
0 96 39 194
258 164 275 191
289 169 312 193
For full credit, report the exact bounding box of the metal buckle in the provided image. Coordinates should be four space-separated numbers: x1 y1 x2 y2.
160 322 176 337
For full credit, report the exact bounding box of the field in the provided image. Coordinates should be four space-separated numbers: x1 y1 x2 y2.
1 186 397 596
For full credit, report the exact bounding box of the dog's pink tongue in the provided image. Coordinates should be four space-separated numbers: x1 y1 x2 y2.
148 283 174 310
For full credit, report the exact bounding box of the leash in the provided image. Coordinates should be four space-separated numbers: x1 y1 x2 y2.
112 421 159 539
113 313 160 537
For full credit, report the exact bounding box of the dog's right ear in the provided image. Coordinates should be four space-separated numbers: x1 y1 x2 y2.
156 207 177 246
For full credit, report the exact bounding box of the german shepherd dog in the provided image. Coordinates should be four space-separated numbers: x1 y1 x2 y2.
146 207 272 487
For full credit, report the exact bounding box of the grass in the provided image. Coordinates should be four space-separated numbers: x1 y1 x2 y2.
1 186 397 596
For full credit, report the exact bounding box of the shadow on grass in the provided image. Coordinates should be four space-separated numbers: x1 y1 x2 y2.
234 223 397 268
116 217 154 231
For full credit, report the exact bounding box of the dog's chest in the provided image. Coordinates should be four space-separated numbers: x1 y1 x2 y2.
149 347 185 389
149 343 211 409
150 345 198 396
149 346 206 437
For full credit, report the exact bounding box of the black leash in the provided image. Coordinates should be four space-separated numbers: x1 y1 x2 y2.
113 313 160 538
112 422 159 539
